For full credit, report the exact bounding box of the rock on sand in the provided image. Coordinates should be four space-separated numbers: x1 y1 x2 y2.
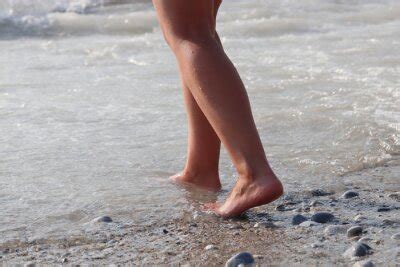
225 252 255 267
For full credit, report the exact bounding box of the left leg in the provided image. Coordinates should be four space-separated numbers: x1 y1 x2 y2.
169 0 223 192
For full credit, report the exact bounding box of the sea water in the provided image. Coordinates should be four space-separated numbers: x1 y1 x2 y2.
0 0 399 244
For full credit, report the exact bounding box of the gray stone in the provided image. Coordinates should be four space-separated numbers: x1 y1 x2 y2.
310 200 322 207
324 225 347 236
387 192 400 201
307 189 333 197
92 216 113 223
391 233 400 240
347 226 363 238
353 260 374 267
299 221 320 227
341 190 359 199
225 252 255 267
311 212 335 223
344 243 372 258
291 214 308 225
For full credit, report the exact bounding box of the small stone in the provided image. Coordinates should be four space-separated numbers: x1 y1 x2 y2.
387 192 400 201
310 242 324 248
354 215 366 222
377 206 391 212
307 189 332 197
311 212 335 223
253 222 276 228
347 226 363 238
61 258 68 263
324 225 347 236
344 242 372 258
225 252 255 267
353 260 374 267
205 244 216 251
92 216 113 223
291 214 308 225
382 219 396 226
310 200 322 207
163 229 169 234
341 190 359 199
299 221 320 227
391 233 400 240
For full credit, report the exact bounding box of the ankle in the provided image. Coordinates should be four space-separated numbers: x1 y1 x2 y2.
237 163 278 183
182 167 219 179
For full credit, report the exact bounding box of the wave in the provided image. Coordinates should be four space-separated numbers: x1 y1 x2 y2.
0 0 155 38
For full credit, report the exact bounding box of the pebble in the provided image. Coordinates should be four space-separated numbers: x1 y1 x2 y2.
353 260 374 267
324 225 347 236
310 200 322 207
391 233 400 240
225 252 255 267
253 222 276 228
344 242 372 258
387 192 400 201
291 214 308 225
354 215 367 222
307 189 333 197
341 190 359 199
310 242 324 248
92 216 113 223
205 245 216 251
347 226 363 238
311 212 335 223
299 221 320 227
377 206 391 212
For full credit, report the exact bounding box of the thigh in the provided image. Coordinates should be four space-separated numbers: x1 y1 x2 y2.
152 0 216 39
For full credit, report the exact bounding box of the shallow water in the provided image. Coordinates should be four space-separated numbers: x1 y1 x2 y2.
0 0 399 244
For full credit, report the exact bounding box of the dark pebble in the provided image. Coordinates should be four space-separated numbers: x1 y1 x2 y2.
341 190 359 199
163 229 169 234
344 242 372 258
347 226 363 238
292 214 308 225
225 252 255 267
92 216 113 223
353 260 374 267
311 212 335 223
377 206 391 212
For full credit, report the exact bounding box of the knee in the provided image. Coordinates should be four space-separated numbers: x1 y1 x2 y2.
162 27 218 56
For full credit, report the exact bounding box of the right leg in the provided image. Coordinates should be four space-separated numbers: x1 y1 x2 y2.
170 0 223 192
153 0 283 217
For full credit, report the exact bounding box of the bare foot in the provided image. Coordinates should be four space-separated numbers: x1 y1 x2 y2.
170 170 222 192
204 173 283 217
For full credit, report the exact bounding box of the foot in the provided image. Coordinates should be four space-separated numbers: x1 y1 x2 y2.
204 173 283 217
170 169 222 192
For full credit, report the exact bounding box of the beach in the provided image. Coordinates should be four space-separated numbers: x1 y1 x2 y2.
1 0 399 265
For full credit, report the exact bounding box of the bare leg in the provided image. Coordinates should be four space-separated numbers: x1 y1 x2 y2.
153 0 283 217
169 1 223 192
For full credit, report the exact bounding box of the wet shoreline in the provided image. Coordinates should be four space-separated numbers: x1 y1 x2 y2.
1 161 399 266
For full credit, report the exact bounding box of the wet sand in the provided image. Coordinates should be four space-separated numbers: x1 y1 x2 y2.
1 160 399 266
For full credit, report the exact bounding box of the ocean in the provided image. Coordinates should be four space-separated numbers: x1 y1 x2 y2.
1 0 399 246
